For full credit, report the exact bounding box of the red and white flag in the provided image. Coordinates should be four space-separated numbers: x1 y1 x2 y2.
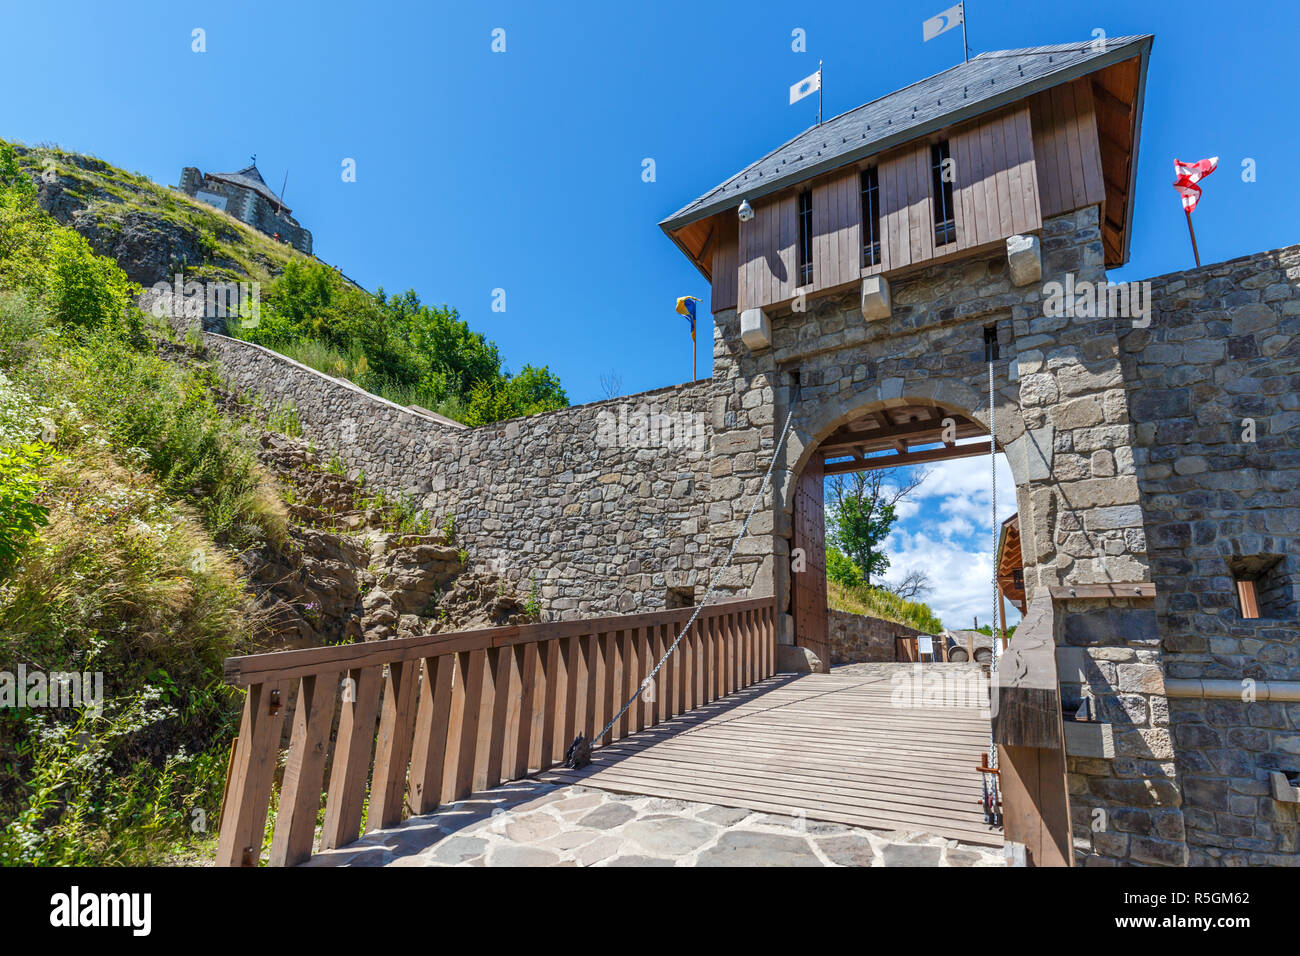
1173 156 1218 213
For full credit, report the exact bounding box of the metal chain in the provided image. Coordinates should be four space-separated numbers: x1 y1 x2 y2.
986 358 1001 811
591 404 798 749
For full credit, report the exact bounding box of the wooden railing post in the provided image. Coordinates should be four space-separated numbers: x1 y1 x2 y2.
320 666 382 850
367 658 421 831
270 672 338 867
407 654 454 816
216 680 289 866
512 642 539 778
447 649 486 802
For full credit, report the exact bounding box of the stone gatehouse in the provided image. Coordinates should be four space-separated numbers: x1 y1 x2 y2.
181 34 1299 867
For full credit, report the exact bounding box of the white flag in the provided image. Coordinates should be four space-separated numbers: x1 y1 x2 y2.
923 2 963 42
789 69 820 105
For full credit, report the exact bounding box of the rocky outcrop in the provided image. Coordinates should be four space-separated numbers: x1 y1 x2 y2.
242 429 531 650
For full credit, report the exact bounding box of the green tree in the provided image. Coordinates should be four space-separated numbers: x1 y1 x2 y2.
826 468 929 587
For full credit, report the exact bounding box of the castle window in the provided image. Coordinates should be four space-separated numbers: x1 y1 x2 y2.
797 190 814 286
860 167 881 268
1230 555 1295 619
983 324 1000 362
931 141 957 246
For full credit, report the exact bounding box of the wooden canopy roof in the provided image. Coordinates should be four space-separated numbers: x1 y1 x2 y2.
997 513 1025 612
819 402 990 476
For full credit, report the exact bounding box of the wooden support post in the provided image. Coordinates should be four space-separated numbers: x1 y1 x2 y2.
216 680 289 866
271 673 338 866
321 667 382 849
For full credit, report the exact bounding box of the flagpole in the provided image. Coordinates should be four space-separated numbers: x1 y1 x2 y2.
817 60 823 125
961 1 969 62
1185 208 1201 268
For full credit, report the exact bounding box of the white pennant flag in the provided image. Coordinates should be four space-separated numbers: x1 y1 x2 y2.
789 69 820 105
923 2 963 42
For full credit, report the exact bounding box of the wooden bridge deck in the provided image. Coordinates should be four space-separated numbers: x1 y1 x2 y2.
540 669 1002 847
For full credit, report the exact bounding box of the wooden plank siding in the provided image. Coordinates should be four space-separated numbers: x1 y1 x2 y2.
808 168 860 294
737 191 797 314
948 104 1041 251
729 104 1049 315
1028 78 1106 222
709 214 738 313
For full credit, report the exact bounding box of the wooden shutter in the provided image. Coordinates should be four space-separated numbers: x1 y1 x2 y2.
873 142 934 274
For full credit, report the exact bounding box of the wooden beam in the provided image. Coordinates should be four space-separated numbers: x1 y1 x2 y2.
1091 80 1133 118
823 440 993 475
817 419 984 457
1048 583 1156 600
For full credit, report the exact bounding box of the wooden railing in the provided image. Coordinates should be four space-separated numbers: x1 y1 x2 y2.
216 595 777 866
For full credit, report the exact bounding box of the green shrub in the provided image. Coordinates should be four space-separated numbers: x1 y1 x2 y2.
44 230 137 332
0 441 53 575
826 544 864 589
239 259 567 425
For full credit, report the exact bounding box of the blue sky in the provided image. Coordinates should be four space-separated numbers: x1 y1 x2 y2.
3 0 1295 628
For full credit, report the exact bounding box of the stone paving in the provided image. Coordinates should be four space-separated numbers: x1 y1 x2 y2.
306 778 1006 868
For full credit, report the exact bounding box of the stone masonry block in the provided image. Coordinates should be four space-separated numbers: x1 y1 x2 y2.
860 275 891 321
739 308 771 351
1006 234 1042 287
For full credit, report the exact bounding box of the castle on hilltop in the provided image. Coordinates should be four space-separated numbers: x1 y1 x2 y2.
179 161 312 254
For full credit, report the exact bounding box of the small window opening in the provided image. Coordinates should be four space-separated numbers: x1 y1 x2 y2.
1229 555 1294 619
860 167 880 268
666 587 696 609
930 141 957 246
797 190 814 286
983 324 1000 362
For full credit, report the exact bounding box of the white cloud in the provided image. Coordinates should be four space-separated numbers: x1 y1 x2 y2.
876 454 1021 631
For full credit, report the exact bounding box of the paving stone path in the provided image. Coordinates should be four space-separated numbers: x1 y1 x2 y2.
306 779 1005 868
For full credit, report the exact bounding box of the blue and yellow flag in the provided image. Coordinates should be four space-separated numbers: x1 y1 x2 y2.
675 295 700 340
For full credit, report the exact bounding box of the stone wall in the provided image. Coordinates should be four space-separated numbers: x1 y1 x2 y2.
827 609 924 664
1118 244 1300 865
172 316 718 621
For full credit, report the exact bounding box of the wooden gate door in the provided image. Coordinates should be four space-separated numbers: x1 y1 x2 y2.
792 457 830 671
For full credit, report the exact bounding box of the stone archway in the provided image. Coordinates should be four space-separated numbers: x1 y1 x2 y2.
770 375 1030 669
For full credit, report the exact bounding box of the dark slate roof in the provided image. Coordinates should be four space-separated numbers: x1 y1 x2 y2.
206 163 291 213
661 36 1153 233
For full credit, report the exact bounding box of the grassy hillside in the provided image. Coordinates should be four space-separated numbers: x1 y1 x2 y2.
3 139 568 426
827 580 945 634
6 141 300 286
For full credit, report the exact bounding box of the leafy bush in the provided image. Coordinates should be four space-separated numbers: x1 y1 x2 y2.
44 229 137 332
826 544 864 589
0 441 53 575
0 147 139 337
240 259 567 425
